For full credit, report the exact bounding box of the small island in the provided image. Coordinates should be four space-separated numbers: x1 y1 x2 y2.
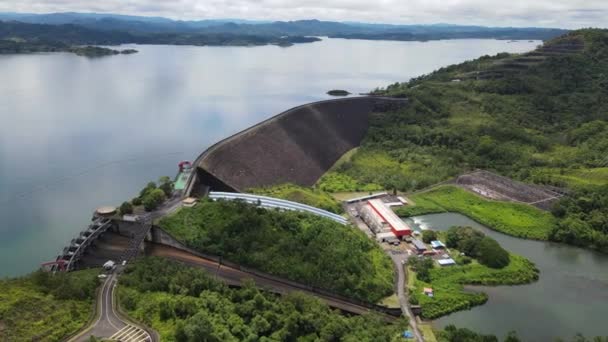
327 89 351 96
69 46 139 57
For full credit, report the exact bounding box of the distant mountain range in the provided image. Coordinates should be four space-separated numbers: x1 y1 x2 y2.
0 12 568 41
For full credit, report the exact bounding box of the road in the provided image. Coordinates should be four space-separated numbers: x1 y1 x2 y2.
69 273 153 342
147 244 398 321
390 253 425 342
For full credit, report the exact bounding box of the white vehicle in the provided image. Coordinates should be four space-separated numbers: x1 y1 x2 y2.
97 274 108 279
103 260 116 270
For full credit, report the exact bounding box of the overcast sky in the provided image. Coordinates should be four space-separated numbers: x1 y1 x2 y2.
0 0 606 29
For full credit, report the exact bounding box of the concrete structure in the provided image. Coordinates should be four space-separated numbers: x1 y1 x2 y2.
182 197 198 208
345 192 389 204
95 206 117 217
185 97 408 196
367 199 412 237
376 231 398 242
208 192 348 225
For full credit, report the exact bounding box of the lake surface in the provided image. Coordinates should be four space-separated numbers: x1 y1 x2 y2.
0 38 539 277
405 213 608 340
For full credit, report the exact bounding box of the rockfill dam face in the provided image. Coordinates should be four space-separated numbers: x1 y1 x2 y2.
188 96 407 194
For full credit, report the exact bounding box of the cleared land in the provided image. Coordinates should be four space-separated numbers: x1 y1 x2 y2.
396 185 557 240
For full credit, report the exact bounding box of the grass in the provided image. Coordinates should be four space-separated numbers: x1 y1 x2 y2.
379 294 400 308
396 185 557 240
531 167 608 188
248 183 344 214
0 270 98 341
409 253 538 319
419 322 438 342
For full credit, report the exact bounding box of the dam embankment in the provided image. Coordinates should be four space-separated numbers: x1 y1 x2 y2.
187 96 407 195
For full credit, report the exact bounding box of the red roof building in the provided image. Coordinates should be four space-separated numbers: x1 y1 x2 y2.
367 199 412 237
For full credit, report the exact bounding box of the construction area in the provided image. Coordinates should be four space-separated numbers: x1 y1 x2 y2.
454 170 564 210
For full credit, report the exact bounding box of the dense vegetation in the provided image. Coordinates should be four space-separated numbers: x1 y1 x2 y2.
396 186 557 240
408 231 538 319
158 199 394 303
69 46 138 57
0 269 98 341
249 183 343 214
445 227 510 269
325 30 608 251
550 185 608 253
119 257 408 341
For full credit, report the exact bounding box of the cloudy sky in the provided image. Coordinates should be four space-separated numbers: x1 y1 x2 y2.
0 0 606 29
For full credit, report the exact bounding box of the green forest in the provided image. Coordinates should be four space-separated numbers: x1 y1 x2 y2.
119 257 408 342
323 29 608 252
158 199 394 303
0 269 98 341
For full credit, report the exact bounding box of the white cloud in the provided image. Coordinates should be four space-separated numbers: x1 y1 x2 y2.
0 0 606 29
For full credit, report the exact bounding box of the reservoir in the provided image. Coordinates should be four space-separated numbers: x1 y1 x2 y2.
0 38 537 277
405 213 608 340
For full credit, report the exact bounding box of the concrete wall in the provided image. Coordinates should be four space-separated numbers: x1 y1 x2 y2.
191 96 407 193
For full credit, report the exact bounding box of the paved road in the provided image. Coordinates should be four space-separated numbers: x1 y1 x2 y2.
147 244 398 321
69 273 153 342
390 253 424 342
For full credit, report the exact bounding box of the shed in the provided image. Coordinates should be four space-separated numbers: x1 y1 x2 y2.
411 239 427 253
437 258 456 267
423 287 434 297
376 231 398 242
431 240 446 249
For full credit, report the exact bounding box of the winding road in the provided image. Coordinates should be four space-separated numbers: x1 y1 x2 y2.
69 273 154 342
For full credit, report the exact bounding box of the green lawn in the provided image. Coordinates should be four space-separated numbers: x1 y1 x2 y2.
248 183 344 214
396 185 557 240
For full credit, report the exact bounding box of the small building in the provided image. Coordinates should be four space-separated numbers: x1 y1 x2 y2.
437 258 457 267
182 197 198 208
422 250 437 257
431 241 446 250
411 239 427 253
423 288 434 297
376 231 398 243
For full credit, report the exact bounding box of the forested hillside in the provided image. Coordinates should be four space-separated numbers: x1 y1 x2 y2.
158 200 394 303
322 29 608 252
119 257 408 341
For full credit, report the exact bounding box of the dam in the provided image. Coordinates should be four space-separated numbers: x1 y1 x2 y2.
186 96 407 195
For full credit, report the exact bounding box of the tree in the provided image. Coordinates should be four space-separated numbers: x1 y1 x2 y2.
422 230 438 244
132 197 142 206
139 182 157 198
158 176 174 197
409 256 434 283
477 237 510 269
143 189 166 212
119 201 134 215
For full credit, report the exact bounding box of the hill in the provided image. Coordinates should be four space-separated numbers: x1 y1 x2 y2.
158 199 395 303
0 12 568 41
327 29 608 252
0 21 320 54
